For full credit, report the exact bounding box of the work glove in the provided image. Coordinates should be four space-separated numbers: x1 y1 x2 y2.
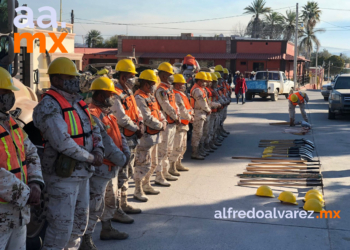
27 183 41 206
91 150 103 166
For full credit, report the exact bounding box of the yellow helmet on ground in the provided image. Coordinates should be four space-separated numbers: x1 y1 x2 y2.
305 189 322 197
195 72 208 81
139 70 158 82
304 192 324 204
278 191 298 205
303 199 324 212
158 62 174 75
47 57 80 76
223 68 229 74
290 94 299 102
214 72 222 79
173 74 186 84
115 59 137 74
90 77 118 94
256 185 275 198
214 65 224 72
205 72 212 82
211 72 218 81
0 67 19 91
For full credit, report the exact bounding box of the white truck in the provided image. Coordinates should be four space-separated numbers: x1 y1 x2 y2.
246 71 295 101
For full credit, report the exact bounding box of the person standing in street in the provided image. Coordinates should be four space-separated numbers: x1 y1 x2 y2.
80 77 129 250
0 67 44 250
134 70 166 201
288 91 309 126
111 59 143 223
33 57 104 250
235 74 247 104
155 62 180 185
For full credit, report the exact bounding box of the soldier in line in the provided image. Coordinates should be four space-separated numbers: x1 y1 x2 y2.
0 67 44 250
214 72 228 143
33 57 104 250
215 66 230 137
133 70 166 201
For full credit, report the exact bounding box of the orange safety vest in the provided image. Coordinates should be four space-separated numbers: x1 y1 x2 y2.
89 103 123 170
114 87 139 137
288 92 305 106
44 90 93 146
190 83 207 108
209 88 219 113
0 117 27 203
135 89 162 135
157 83 178 124
173 89 192 125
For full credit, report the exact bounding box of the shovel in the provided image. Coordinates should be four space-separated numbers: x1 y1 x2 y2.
260 139 314 147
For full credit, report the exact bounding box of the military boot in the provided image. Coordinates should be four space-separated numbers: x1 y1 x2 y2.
155 172 171 186
176 159 189 171
133 179 148 202
209 141 218 150
120 191 141 214
112 192 134 224
204 143 214 153
163 166 178 181
100 220 128 240
142 173 160 195
168 161 180 176
79 234 97 250
191 146 204 160
199 143 209 156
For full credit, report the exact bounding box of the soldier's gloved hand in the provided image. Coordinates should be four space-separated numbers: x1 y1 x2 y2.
92 151 104 166
28 183 41 206
175 118 181 125
190 116 194 123
136 123 145 139
161 121 167 131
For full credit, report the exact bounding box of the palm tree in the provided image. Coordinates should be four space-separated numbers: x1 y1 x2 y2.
244 0 271 38
85 30 103 48
301 1 322 28
283 10 299 41
263 12 284 39
298 26 325 60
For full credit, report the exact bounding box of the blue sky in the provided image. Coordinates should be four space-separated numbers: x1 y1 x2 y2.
19 0 350 56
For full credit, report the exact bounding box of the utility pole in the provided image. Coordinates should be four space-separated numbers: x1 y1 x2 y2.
293 3 299 89
315 45 318 87
71 10 74 32
328 62 331 82
60 0 62 23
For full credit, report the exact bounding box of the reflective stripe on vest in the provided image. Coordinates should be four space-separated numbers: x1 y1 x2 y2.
157 83 178 124
0 117 27 204
44 90 93 146
288 92 305 106
114 87 139 137
135 89 162 135
190 83 207 108
89 103 123 170
173 90 192 125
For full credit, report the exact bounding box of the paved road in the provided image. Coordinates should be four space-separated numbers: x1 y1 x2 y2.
93 90 350 250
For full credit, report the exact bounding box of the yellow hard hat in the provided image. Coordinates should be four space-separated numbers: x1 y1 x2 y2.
173 74 186 84
97 69 109 75
211 72 218 81
90 77 118 94
304 192 324 204
214 65 224 72
47 57 80 76
139 69 158 82
278 191 298 205
305 189 322 197
205 72 212 82
214 72 222 79
223 68 229 74
291 94 299 102
0 67 20 91
195 72 208 81
303 199 324 213
115 59 137 74
158 62 174 75
256 185 275 198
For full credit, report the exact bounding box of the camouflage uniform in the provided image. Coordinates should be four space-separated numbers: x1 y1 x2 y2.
85 114 129 235
155 83 179 178
289 91 309 122
205 89 221 146
33 86 103 250
0 113 44 250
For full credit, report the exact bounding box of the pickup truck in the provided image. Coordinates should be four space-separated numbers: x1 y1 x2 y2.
245 71 294 101
328 74 350 119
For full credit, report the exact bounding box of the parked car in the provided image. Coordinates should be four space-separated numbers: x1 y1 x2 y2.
328 74 350 119
246 71 294 101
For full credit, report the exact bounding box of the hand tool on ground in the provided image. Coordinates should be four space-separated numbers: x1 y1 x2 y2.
264 145 313 153
246 166 319 171
250 160 320 164
239 178 322 182
237 173 322 178
260 139 314 147
248 163 308 166
262 153 313 161
232 157 308 162
244 169 319 174
238 182 323 187
259 144 315 150
263 147 313 155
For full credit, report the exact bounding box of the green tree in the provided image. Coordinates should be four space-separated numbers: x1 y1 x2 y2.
85 30 104 48
104 35 119 48
263 12 284 39
282 10 299 41
311 49 332 66
298 26 324 60
301 1 322 28
244 0 271 38
328 55 345 75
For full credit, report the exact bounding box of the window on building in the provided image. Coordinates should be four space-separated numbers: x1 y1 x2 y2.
253 62 264 71
149 59 170 65
240 61 247 65
197 60 215 68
